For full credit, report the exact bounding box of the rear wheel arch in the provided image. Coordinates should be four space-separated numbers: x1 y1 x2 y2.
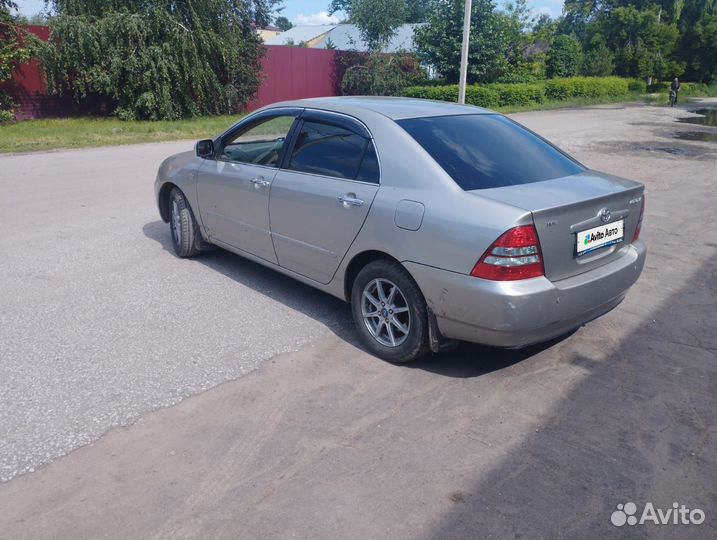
343 250 419 302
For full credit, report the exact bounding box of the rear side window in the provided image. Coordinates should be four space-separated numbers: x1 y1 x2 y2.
356 141 379 183
289 120 378 182
396 114 584 190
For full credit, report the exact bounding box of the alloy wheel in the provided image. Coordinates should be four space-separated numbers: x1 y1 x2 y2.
361 278 411 347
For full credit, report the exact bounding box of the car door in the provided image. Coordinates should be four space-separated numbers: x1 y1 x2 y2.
269 110 380 284
196 109 300 264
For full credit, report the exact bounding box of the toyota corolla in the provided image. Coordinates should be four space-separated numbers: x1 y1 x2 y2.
155 97 646 363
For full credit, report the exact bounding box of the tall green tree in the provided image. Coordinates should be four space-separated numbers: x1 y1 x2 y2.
673 0 717 82
587 5 681 80
560 0 708 81
350 0 406 51
545 34 582 77
336 0 420 96
414 0 513 83
497 0 535 81
329 0 431 23
42 0 279 120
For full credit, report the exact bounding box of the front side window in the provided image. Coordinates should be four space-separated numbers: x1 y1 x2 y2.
221 115 296 167
397 114 585 190
289 120 378 182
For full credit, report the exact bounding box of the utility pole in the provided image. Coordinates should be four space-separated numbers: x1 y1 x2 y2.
458 0 472 104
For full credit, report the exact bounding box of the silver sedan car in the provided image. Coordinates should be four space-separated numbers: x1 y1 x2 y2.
155 97 646 363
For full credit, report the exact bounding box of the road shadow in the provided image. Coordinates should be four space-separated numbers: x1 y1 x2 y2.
424 261 717 539
143 220 560 378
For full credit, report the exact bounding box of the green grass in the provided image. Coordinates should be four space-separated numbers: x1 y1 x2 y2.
0 114 247 154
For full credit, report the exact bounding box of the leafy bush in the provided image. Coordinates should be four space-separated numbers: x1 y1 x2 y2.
0 108 14 123
628 79 647 92
489 83 544 105
682 83 711 96
403 77 642 107
648 81 711 95
581 45 615 77
403 85 500 108
340 52 421 96
465 86 501 107
544 77 629 100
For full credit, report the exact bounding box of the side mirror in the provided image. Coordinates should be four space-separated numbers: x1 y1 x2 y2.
196 139 214 159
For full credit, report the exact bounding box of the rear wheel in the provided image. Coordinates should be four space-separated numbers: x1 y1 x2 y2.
351 260 429 363
169 187 202 258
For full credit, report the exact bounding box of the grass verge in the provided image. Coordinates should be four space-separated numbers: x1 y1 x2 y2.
0 114 246 154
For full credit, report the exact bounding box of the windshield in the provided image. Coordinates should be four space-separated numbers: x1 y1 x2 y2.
397 114 585 190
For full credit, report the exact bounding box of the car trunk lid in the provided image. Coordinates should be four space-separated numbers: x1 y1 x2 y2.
472 171 644 282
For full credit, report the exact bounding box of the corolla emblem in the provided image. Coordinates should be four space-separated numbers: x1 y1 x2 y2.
599 207 612 223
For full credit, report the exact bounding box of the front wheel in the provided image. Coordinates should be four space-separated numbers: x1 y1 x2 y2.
169 187 202 258
351 260 429 363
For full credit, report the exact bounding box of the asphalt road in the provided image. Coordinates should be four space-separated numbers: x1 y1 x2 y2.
0 99 715 539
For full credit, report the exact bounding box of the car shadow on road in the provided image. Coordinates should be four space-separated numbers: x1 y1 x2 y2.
424 262 717 539
143 220 560 378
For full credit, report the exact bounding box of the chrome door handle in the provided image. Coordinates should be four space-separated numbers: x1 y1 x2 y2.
250 177 270 188
338 194 364 207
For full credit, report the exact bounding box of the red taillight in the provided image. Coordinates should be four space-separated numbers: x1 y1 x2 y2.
471 225 545 281
632 196 645 242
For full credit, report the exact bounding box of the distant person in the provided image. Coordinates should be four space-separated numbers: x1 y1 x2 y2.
670 77 681 106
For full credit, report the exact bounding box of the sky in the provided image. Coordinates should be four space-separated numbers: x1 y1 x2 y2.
14 0 564 24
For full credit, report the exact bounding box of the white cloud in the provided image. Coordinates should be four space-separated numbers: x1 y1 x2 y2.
294 11 340 25
520 0 562 19
532 6 557 17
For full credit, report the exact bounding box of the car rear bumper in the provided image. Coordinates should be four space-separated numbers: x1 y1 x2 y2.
404 241 646 348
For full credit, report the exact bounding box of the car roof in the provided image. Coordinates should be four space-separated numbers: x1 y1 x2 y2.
263 96 493 121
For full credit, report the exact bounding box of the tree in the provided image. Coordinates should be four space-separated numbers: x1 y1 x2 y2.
0 0 34 122
414 0 512 83
404 0 432 22
274 15 293 31
581 44 614 75
545 34 582 77
532 13 558 45
673 0 717 82
347 0 406 51
41 0 279 120
337 0 419 96
328 0 431 23
560 0 706 81
497 0 535 82
589 5 681 80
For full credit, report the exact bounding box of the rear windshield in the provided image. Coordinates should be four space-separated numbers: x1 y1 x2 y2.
396 114 585 190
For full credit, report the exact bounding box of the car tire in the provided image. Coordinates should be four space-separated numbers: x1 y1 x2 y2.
169 187 202 258
351 259 430 363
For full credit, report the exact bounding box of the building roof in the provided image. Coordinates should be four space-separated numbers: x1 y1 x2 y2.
265 25 337 46
266 24 423 53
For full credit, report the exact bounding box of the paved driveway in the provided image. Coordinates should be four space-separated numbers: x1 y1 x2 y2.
0 100 715 539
